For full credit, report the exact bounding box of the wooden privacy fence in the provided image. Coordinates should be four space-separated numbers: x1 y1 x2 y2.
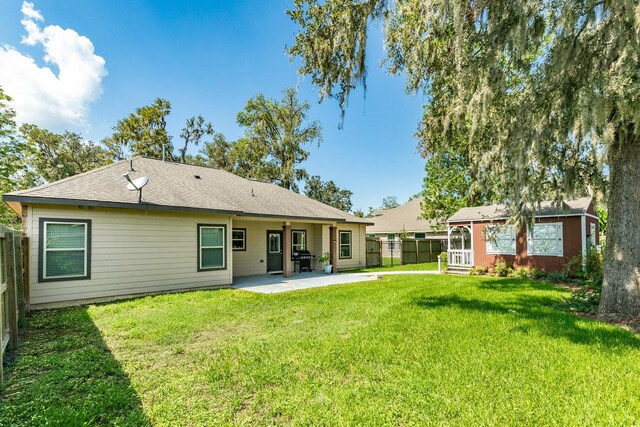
366 239 382 267
0 224 27 386
401 239 443 264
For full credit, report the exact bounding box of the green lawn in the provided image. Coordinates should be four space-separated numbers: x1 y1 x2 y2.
342 260 441 273
2 275 640 425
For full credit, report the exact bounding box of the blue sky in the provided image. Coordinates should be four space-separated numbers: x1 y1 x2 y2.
0 0 426 211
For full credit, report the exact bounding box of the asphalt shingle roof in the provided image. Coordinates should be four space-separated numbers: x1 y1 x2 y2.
447 197 594 222
366 198 444 234
3 157 371 224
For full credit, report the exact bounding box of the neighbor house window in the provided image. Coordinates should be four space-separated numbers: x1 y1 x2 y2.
485 224 516 255
232 228 246 251
198 225 226 270
527 222 563 256
415 232 426 239
339 231 352 259
589 223 596 248
292 230 306 253
39 219 91 282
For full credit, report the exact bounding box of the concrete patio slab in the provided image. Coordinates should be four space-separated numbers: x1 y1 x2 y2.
232 272 380 294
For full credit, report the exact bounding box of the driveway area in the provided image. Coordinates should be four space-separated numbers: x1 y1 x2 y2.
232 272 379 294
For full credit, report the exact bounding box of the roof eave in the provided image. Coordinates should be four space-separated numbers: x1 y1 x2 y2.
237 211 372 225
2 195 243 216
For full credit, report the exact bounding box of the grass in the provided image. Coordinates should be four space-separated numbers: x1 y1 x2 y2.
342 260 441 273
2 275 640 425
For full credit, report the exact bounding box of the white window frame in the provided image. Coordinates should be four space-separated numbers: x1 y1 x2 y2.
232 228 246 251
339 230 352 259
292 230 306 253
42 221 89 280
485 224 516 255
198 225 226 270
527 222 564 257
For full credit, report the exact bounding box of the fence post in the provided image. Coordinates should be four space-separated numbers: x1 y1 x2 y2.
0 224 5 386
22 236 29 312
5 232 18 350
438 254 442 273
14 234 25 322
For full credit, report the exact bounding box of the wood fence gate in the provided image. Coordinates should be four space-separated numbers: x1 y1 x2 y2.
0 224 27 386
366 239 382 267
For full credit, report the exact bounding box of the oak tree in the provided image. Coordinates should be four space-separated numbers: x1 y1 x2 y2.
288 0 634 315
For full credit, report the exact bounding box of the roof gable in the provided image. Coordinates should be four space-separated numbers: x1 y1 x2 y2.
366 198 443 233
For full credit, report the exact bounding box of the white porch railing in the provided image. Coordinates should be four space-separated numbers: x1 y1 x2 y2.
448 249 473 267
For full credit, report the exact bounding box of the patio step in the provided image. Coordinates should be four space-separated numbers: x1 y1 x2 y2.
446 266 473 275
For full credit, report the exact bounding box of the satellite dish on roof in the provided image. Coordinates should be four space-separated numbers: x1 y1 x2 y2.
122 172 149 203
126 176 149 191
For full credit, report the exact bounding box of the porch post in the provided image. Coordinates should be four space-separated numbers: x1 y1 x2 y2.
329 225 337 273
469 222 474 266
447 225 451 261
283 223 293 278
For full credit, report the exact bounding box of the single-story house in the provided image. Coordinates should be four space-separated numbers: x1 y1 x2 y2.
446 197 599 272
3 157 372 308
366 198 447 258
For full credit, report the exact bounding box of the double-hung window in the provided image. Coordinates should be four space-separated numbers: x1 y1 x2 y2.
198 225 226 270
292 230 306 253
527 222 563 256
39 219 91 282
339 230 352 259
485 224 516 255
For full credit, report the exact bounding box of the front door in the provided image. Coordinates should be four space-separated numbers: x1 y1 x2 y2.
266 231 283 273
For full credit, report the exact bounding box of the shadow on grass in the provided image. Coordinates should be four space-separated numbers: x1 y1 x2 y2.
475 277 561 292
1 307 149 426
413 292 640 352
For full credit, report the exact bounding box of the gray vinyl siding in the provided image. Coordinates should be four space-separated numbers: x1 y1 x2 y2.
27 204 233 307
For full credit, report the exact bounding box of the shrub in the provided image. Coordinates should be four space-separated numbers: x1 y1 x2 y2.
469 266 488 276
494 262 510 277
512 266 531 279
563 255 585 279
530 267 546 279
546 270 568 283
439 252 448 264
584 249 603 289
475 266 488 275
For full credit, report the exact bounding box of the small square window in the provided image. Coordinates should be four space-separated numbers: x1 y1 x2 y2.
232 229 246 251
485 225 516 255
527 222 563 257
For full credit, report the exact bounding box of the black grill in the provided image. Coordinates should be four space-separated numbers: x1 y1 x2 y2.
292 250 314 272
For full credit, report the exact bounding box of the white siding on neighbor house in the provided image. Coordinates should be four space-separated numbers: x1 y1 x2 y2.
27 204 233 306
231 220 322 277
336 224 366 270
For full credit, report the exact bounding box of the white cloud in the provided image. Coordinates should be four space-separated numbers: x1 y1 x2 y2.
0 2 107 131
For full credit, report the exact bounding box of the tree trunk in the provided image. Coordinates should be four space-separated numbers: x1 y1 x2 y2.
598 141 640 316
